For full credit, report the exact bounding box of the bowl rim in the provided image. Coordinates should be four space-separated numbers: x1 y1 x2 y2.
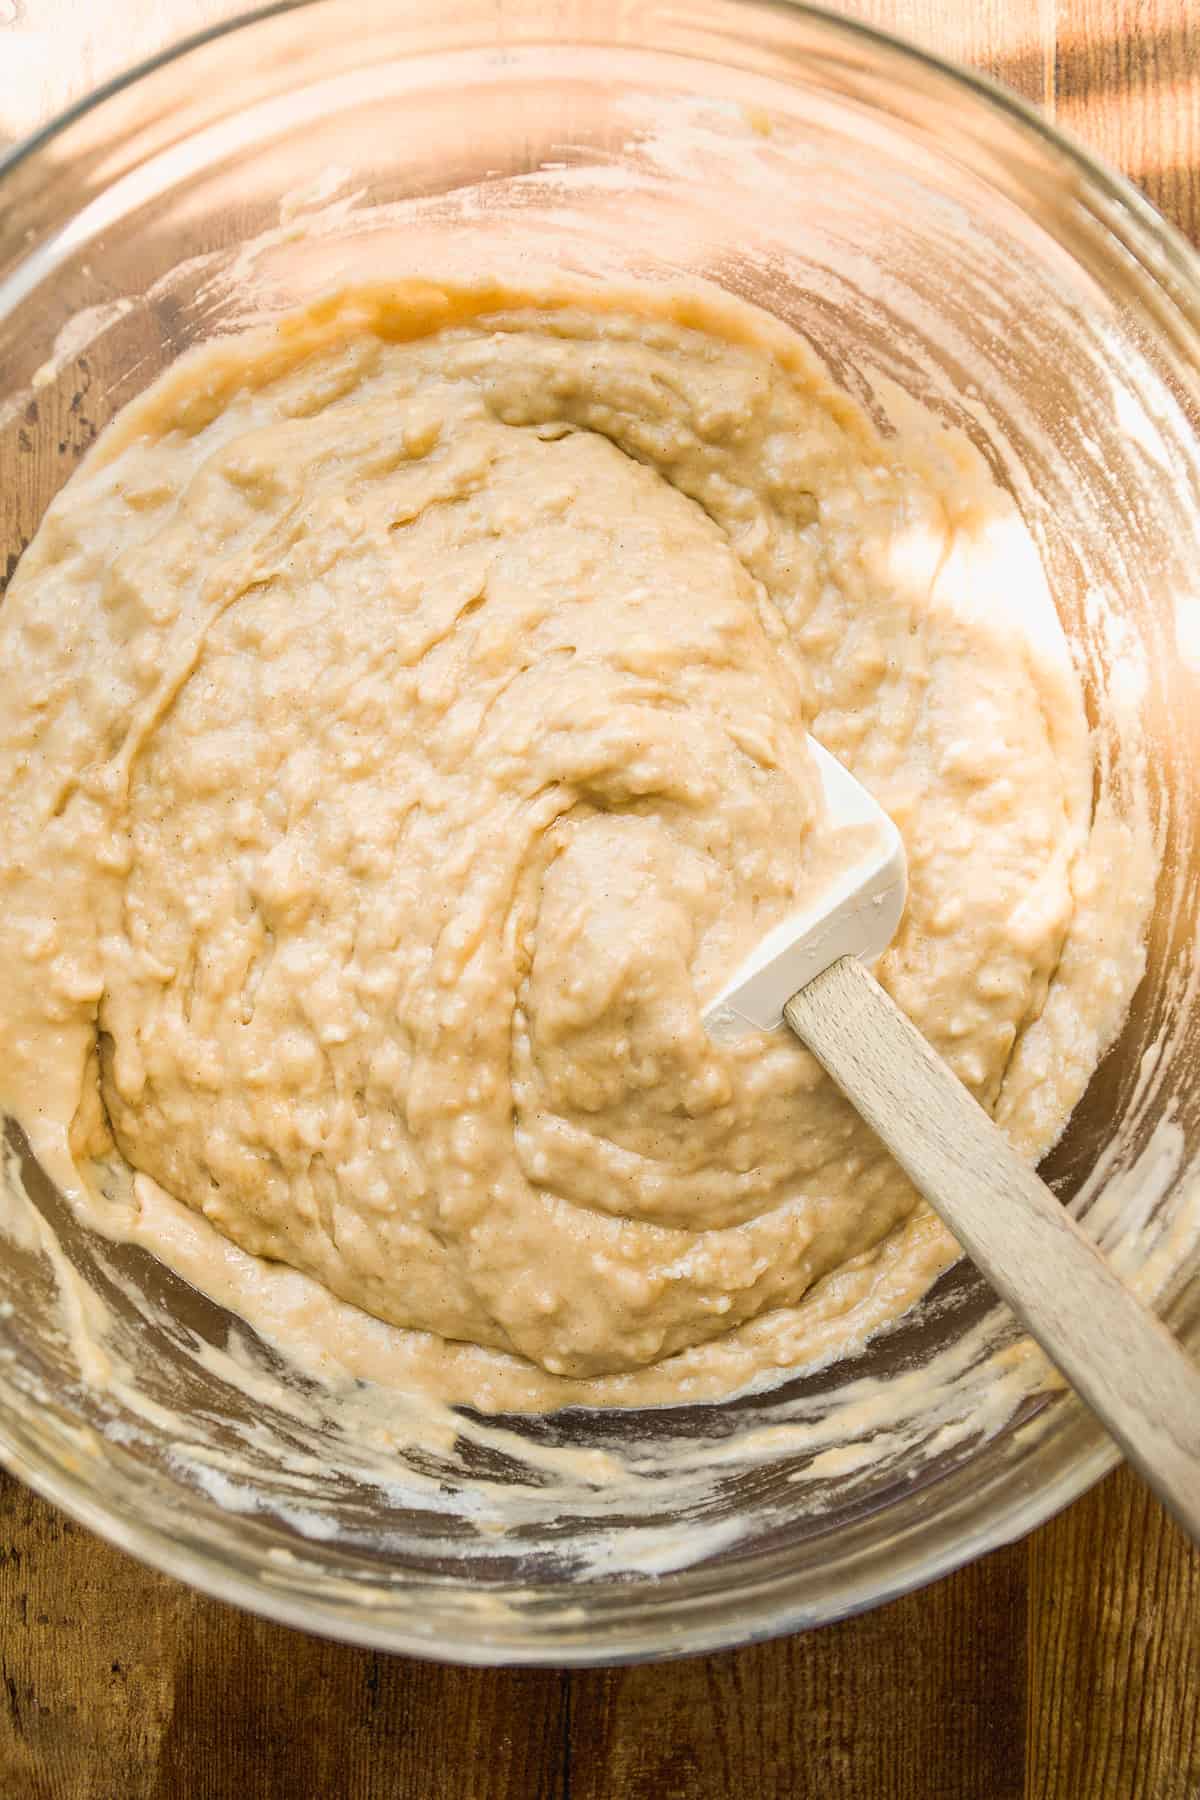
0 0 1196 1664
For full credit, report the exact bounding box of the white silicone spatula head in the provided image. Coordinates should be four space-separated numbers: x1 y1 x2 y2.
704 736 907 1038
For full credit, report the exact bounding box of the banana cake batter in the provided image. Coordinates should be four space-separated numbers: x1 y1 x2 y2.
0 280 1146 1409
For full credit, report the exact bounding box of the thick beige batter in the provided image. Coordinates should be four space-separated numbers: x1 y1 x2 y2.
0 281 1146 1409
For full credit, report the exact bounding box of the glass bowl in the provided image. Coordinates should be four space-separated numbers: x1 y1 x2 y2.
1 0 1199 1665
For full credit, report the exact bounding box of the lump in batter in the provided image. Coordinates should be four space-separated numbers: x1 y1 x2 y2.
0 281 1141 1406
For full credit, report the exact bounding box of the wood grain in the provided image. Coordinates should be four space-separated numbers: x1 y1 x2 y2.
566 1539 1027 1800
0 1464 572 1800
1 2 1199 1798
1054 0 1200 242
1027 1470 1200 1800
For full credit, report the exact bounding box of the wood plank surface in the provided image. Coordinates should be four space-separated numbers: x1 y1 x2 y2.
1 3 1199 1798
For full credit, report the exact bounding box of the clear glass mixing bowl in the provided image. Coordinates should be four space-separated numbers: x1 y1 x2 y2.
2 0 1199 1664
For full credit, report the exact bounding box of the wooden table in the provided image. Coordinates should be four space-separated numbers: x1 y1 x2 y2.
1 3 1199 1795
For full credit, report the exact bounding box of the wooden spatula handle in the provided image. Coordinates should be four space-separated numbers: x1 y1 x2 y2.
784 955 1200 1543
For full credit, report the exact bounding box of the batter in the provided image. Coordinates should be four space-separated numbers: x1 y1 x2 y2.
0 281 1146 1409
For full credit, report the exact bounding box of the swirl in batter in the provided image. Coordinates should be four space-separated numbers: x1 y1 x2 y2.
0 282 1143 1406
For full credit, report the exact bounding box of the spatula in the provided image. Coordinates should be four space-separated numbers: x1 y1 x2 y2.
705 737 1200 1542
